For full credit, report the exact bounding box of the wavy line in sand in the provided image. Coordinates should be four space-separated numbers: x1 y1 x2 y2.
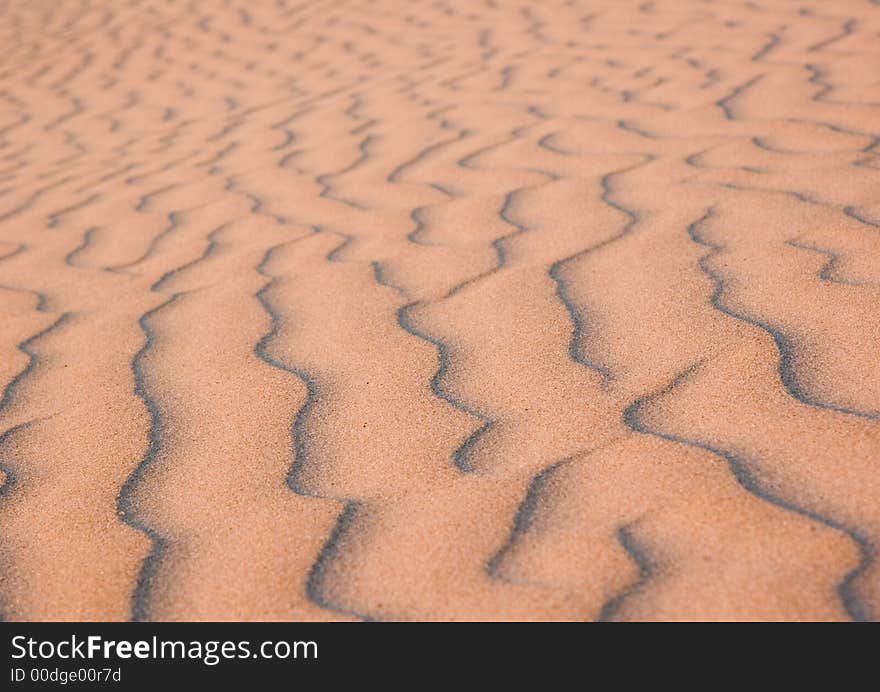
688 206 880 421
115 293 180 622
621 362 873 622
253 238 372 620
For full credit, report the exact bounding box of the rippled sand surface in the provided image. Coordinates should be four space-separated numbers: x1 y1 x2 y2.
1 0 879 621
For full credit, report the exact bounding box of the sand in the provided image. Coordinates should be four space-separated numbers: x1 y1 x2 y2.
0 0 878 622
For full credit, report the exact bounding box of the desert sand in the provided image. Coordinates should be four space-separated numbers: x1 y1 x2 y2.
0 0 879 622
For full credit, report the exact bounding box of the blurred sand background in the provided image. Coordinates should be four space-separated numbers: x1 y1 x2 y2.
1 0 879 621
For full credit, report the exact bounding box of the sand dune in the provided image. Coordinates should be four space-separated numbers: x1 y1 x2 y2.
0 0 879 621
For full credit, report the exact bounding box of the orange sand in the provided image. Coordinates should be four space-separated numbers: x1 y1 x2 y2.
0 0 879 622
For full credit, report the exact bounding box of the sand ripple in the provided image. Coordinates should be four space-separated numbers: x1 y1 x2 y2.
0 0 878 621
